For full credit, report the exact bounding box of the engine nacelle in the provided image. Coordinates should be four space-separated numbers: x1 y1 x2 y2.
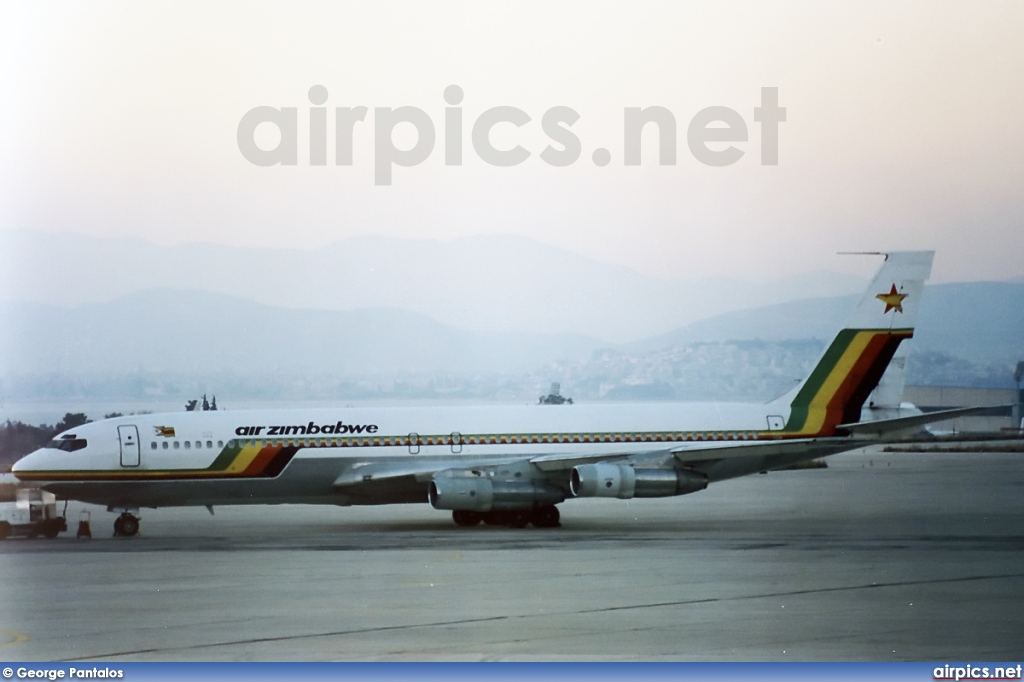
428 477 565 512
570 463 707 499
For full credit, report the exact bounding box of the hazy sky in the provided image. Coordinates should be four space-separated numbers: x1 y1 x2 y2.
1 1 1022 283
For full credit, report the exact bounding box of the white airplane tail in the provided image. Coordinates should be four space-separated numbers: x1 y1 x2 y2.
771 251 934 437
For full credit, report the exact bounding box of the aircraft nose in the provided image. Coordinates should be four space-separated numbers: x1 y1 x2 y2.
11 449 40 479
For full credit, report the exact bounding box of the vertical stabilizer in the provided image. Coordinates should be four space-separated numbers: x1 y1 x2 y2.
773 251 934 436
866 341 910 410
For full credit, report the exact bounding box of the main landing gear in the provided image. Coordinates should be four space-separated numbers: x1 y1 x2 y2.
113 512 140 537
452 505 560 529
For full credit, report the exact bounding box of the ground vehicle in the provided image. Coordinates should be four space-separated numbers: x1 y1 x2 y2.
0 488 67 540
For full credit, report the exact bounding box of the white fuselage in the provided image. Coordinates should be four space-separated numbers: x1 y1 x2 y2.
13 401 790 509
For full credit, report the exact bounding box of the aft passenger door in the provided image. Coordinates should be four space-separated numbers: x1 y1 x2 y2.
118 425 141 467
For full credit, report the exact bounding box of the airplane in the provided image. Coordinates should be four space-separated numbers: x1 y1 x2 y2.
12 250 977 536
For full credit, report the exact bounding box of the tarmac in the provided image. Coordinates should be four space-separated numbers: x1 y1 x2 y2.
1 446 1022 661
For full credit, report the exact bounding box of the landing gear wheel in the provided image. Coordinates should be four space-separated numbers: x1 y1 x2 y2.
115 513 139 537
482 511 511 526
452 510 482 527
530 505 561 528
507 510 531 528
0 521 10 541
43 520 62 539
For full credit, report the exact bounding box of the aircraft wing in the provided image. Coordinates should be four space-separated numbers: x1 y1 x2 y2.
334 401 1001 491
670 437 853 464
333 401 1003 494
528 438 848 471
336 437 865 487
334 451 668 486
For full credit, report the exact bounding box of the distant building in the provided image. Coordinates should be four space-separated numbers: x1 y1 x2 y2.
539 382 573 405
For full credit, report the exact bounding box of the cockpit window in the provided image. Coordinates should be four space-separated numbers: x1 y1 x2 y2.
46 438 88 452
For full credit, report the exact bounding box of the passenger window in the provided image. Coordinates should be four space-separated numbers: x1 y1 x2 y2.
195 441 201 449
151 442 157 450
162 442 169 450
174 441 180 449
184 441 191 449
206 440 213 449
217 441 223 448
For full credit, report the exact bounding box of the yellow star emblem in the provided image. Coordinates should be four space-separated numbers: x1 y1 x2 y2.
876 284 908 314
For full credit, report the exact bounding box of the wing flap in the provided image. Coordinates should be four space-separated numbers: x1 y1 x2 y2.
670 437 850 464
332 461 466 488
529 451 641 472
332 457 529 488
333 464 427 488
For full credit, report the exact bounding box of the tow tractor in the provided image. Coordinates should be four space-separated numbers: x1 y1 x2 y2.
0 488 68 540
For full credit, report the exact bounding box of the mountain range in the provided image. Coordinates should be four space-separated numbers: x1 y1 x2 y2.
0 229 869 343
1 282 1020 378
0 292 603 375
1 229 1020 387
627 282 1024 365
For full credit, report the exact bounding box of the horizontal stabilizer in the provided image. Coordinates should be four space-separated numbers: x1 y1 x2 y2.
837 404 1010 437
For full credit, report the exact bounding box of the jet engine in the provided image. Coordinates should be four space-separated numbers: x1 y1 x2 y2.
570 463 707 499
429 477 565 512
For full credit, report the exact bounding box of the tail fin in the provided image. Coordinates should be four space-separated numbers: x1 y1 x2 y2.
866 337 911 410
773 251 934 436
859 339 925 425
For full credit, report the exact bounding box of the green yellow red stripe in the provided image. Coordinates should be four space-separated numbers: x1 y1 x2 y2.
778 328 912 437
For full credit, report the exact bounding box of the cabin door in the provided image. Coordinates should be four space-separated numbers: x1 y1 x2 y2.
119 425 141 467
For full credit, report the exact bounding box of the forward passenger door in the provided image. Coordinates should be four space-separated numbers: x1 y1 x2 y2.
118 425 141 467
